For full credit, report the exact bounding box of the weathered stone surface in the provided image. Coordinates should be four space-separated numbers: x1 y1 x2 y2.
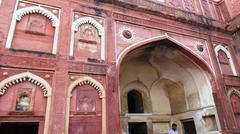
0 0 239 134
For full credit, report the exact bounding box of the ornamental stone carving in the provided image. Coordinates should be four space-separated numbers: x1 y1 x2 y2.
0 72 51 97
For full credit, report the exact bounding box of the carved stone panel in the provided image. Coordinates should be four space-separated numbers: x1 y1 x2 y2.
75 85 101 114
76 88 96 113
74 24 101 61
26 14 47 35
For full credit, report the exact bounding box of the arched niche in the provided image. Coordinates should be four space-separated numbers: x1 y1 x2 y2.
6 6 60 54
128 90 144 113
228 89 240 126
121 80 152 114
70 17 105 60
0 72 52 134
65 76 106 134
214 44 237 76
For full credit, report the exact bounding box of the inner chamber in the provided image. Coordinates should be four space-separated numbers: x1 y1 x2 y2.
120 39 219 134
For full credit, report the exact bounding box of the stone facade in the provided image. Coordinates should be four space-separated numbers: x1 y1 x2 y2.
0 0 240 134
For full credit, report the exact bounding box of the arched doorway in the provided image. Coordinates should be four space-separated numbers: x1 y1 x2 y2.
119 38 220 134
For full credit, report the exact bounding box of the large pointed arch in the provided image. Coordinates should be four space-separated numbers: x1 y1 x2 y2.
214 44 237 76
0 72 52 134
69 17 105 60
65 76 106 134
5 6 60 54
117 34 221 134
116 34 214 75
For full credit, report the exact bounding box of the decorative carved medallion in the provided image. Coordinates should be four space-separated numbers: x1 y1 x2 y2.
195 42 206 55
118 27 136 43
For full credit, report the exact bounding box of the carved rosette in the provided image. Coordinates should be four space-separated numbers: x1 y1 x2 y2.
118 26 136 43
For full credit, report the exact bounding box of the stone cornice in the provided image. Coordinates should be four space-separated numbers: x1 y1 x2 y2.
96 0 230 33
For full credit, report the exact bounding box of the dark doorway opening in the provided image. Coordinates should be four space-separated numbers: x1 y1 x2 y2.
128 90 144 113
0 122 39 134
128 122 148 134
182 119 197 134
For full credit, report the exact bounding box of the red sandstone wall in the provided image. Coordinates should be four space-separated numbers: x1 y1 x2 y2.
225 0 240 18
0 0 240 134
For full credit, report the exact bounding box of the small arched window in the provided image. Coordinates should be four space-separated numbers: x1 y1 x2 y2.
128 90 144 113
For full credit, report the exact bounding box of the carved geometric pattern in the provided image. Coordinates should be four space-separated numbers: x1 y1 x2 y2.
70 17 105 60
0 72 52 97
